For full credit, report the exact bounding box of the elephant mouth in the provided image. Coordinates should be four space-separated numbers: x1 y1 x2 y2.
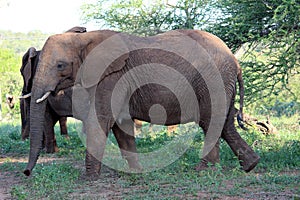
36 91 51 103
36 77 76 104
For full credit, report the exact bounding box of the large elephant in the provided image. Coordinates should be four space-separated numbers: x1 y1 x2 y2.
19 26 87 151
24 29 260 177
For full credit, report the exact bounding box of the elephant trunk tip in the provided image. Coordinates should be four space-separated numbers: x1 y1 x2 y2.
23 169 31 176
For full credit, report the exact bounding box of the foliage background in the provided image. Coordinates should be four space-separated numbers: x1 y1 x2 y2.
0 0 299 118
0 30 51 120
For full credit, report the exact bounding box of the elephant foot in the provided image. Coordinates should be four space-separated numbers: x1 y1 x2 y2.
54 146 59 153
195 159 217 171
195 140 220 171
21 135 29 140
124 154 143 172
45 145 58 153
45 138 59 153
230 141 260 172
85 150 102 179
128 161 143 173
80 173 101 181
45 143 59 153
239 152 260 172
85 172 101 181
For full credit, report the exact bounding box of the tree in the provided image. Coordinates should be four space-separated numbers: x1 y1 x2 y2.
207 0 300 104
0 48 19 72
0 29 49 119
0 48 22 119
0 30 49 54
81 0 215 35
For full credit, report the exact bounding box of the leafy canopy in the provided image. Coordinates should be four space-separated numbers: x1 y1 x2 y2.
81 0 299 109
81 0 215 35
207 0 300 104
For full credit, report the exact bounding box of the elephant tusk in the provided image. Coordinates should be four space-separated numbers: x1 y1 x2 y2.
19 93 32 99
36 91 51 103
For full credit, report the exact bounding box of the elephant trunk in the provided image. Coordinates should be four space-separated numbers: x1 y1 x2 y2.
24 87 47 176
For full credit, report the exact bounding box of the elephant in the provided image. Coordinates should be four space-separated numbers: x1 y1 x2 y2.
23 29 260 177
20 28 141 173
19 26 87 151
20 47 68 152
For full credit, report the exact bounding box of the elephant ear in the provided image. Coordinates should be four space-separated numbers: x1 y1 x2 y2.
78 31 130 88
20 47 38 93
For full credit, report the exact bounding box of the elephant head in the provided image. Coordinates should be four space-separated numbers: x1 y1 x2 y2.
23 30 121 176
19 27 87 141
20 47 40 140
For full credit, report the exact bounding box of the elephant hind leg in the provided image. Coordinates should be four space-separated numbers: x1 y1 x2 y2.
195 122 220 171
222 106 260 172
222 126 260 172
112 120 142 171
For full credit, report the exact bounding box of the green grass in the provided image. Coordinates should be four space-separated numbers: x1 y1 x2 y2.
0 116 299 199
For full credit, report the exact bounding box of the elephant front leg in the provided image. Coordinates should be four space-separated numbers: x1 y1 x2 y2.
195 122 220 171
59 117 69 138
20 99 29 140
112 120 142 171
21 98 32 140
44 107 59 153
85 118 110 178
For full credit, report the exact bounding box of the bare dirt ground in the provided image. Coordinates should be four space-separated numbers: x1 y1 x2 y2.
0 156 62 200
0 156 24 200
0 156 299 200
0 171 19 200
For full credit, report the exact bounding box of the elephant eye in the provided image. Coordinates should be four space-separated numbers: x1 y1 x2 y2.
57 64 65 71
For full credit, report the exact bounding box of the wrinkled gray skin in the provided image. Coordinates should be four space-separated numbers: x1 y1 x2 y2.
24 29 260 177
20 48 68 153
19 27 87 151
22 28 140 176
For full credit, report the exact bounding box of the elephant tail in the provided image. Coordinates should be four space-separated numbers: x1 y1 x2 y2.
237 67 248 130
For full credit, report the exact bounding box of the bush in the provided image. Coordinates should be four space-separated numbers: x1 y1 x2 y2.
257 100 300 117
0 72 23 121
